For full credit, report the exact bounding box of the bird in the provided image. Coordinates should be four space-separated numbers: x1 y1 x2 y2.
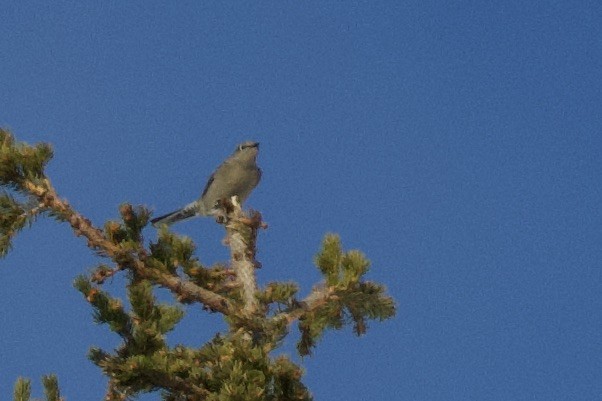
151 141 261 226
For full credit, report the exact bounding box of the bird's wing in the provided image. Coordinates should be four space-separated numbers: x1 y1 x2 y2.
200 157 237 198
200 173 215 198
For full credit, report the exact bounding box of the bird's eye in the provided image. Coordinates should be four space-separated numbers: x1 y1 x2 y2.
237 142 257 151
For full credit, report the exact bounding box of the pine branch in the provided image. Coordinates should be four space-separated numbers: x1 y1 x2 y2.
25 179 233 315
223 196 265 314
275 234 397 355
2 130 396 400
275 285 336 325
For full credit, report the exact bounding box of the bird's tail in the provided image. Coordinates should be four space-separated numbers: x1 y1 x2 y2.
151 202 198 227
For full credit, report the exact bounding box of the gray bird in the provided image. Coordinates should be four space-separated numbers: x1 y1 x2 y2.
151 141 261 226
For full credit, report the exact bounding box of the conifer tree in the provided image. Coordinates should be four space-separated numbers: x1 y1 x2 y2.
0 129 395 401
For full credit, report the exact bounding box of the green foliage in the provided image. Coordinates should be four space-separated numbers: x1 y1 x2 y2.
193 333 310 401
314 234 371 287
128 280 184 353
86 333 311 400
103 204 152 265
0 128 53 190
42 374 61 401
12 376 62 401
314 234 343 286
149 226 197 274
148 227 234 298
119 203 151 242
0 129 53 257
74 276 184 357
13 377 30 401
74 275 133 338
297 234 396 355
0 192 38 257
258 282 299 313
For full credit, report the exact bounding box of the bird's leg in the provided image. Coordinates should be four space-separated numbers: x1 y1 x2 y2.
212 198 231 223
230 195 241 209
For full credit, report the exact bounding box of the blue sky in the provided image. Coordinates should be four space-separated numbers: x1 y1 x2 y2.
1 1 601 400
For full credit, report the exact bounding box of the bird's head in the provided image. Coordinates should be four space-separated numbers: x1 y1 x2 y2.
236 141 259 152
233 141 260 162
